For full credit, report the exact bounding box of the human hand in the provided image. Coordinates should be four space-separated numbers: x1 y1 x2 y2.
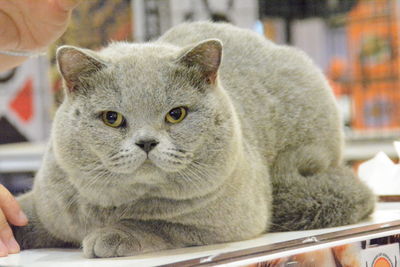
0 184 28 256
0 0 82 52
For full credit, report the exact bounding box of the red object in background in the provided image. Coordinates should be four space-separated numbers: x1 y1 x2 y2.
9 78 34 123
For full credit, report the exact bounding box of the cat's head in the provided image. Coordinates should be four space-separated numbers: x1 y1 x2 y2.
53 40 241 206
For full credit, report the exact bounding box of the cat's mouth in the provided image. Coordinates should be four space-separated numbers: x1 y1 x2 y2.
103 148 192 175
147 153 190 173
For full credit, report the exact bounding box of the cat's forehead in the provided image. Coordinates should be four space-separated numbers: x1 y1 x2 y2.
91 43 197 114
101 43 179 88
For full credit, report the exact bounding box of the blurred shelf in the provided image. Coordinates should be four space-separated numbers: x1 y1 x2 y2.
345 129 400 142
0 142 45 173
344 140 398 161
344 129 400 161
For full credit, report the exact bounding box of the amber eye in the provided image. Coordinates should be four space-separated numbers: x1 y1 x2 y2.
165 107 187 124
101 111 125 128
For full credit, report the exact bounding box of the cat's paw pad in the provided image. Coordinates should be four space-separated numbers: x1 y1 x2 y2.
83 228 140 258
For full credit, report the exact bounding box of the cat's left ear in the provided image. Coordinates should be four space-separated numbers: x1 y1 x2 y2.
177 39 222 85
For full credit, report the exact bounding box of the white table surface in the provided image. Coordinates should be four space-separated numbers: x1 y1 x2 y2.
0 203 399 267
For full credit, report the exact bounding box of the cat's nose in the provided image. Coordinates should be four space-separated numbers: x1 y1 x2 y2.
135 139 159 153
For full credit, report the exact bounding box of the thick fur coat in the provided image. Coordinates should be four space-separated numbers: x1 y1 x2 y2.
13 22 375 258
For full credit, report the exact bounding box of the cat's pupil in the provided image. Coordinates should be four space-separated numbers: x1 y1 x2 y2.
106 112 118 123
169 108 182 120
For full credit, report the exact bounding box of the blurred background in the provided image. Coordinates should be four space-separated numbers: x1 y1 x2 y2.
0 0 399 194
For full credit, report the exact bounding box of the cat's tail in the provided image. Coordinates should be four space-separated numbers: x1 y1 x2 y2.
270 163 375 232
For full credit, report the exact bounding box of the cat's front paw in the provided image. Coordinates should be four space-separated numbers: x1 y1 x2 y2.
82 228 141 258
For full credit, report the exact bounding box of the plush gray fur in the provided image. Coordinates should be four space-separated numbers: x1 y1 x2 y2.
13 22 375 258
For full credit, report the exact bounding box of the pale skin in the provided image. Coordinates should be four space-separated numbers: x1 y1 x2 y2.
0 185 27 256
0 0 82 72
0 0 81 255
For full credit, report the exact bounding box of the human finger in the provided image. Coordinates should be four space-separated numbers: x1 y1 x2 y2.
0 210 19 255
0 239 8 257
0 185 28 226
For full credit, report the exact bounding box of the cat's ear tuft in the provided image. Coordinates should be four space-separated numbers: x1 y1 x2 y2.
178 39 222 85
56 46 106 93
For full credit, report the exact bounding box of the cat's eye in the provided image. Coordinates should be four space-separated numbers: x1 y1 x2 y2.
165 107 187 124
101 111 125 128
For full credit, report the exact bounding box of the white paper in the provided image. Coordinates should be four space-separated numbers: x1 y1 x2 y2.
358 142 400 195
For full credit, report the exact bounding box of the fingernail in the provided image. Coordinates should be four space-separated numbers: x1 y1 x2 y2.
18 211 28 224
6 237 20 254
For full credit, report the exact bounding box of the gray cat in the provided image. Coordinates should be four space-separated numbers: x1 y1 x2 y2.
13 22 375 258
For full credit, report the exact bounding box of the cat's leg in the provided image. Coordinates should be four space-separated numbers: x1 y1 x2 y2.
12 192 77 249
82 219 243 258
270 145 375 231
82 220 173 258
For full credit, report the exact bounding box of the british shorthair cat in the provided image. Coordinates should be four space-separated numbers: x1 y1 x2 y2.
13 22 375 258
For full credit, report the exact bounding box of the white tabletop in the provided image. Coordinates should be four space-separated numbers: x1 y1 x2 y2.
0 202 399 267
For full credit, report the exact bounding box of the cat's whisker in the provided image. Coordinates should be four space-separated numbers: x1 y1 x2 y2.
189 161 218 177
108 149 124 159
179 161 219 192
79 160 105 174
177 169 203 192
109 152 132 162
118 204 132 220
161 151 187 160
166 148 188 153
81 168 112 191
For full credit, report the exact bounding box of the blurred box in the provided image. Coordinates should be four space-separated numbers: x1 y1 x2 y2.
347 0 400 81
347 0 400 130
352 81 400 129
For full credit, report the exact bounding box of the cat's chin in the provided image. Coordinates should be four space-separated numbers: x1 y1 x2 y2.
106 159 157 174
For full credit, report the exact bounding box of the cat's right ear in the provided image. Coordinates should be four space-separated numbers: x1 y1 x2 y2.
56 46 106 94
177 39 222 85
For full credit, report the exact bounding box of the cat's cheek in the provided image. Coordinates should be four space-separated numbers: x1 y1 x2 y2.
167 122 206 148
